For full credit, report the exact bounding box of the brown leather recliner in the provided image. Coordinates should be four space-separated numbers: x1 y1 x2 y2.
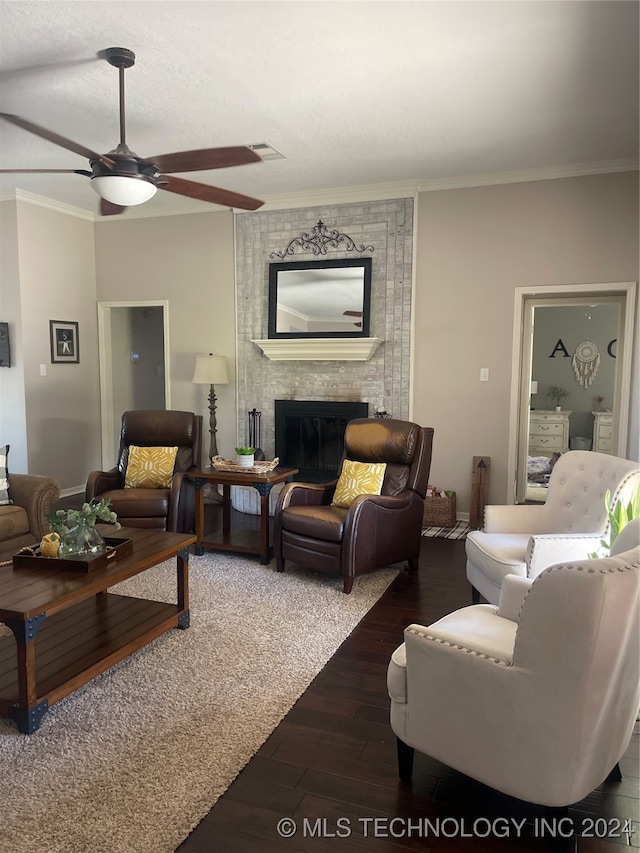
86 410 202 533
274 418 434 593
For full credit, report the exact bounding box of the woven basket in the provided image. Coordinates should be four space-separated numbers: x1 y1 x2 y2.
423 492 457 528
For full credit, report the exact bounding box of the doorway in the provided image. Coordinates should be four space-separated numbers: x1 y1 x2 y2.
97 301 171 467
508 282 636 504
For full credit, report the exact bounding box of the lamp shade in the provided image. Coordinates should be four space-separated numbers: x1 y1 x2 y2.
192 354 229 385
91 174 158 206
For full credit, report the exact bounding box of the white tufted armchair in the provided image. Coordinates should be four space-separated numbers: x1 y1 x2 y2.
387 519 640 809
466 451 640 605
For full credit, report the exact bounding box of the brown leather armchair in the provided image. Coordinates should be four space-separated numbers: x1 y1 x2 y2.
274 418 434 593
86 410 202 533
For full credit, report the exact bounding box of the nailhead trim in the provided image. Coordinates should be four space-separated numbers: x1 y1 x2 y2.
406 558 638 671
406 627 512 666
513 560 638 639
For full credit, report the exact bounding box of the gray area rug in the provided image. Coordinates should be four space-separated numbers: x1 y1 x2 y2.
0 554 399 853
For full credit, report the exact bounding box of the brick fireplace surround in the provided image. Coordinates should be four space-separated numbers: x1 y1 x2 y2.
234 198 414 458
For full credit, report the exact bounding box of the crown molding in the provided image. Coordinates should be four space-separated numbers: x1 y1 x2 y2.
254 181 421 212
418 158 639 192
0 187 231 221
2 159 636 221
94 200 232 220
0 189 95 221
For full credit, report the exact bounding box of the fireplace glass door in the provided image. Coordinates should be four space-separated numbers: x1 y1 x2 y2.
275 400 369 481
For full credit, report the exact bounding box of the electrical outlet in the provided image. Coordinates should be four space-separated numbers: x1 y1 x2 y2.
480 368 489 382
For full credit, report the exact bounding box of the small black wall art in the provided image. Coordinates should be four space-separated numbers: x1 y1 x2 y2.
50 320 79 364
0 323 10 367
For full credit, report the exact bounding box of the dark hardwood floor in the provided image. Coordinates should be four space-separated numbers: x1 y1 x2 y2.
53 495 638 850
175 535 639 853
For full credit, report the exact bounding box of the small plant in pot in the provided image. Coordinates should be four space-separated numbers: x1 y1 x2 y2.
46 498 121 558
546 385 569 411
235 446 255 468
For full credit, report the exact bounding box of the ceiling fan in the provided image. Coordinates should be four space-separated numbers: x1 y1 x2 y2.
0 47 264 215
343 309 362 327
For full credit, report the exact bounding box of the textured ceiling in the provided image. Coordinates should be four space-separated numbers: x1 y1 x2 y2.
0 1 637 217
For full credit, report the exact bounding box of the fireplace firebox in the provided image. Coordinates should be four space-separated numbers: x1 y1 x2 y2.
275 400 369 482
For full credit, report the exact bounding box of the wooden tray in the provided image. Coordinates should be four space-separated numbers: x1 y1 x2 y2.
211 455 280 474
12 537 134 573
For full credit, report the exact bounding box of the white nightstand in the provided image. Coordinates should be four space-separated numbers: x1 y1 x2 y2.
529 410 572 457
592 411 614 454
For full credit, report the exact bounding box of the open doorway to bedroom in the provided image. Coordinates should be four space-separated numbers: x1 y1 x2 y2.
508 282 636 505
97 300 171 468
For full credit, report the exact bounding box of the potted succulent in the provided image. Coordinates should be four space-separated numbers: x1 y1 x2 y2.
46 498 120 558
546 385 569 411
235 446 255 468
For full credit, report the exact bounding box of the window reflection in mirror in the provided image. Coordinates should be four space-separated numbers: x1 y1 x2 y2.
268 258 372 339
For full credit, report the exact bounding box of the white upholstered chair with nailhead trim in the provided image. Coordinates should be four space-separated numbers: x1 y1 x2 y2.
465 450 640 605
387 518 640 809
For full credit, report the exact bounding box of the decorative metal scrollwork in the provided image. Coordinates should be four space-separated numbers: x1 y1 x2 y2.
270 220 375 259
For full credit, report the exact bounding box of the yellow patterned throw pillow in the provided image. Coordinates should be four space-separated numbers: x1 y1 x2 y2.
331 460 387 508
125 445 178 489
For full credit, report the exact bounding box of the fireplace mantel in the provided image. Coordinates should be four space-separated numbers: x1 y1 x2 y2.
252 337 383 361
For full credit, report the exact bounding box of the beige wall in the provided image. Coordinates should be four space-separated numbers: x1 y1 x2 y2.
0 200 100 489
3 170 637 506
0 202 27 471
94 212 237 466
413 171 639 511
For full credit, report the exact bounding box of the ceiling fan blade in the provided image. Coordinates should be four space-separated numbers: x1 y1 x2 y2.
100 199 127 216
140 146 261 174
158 174 264 210
343 310 363 317
0 113 114 168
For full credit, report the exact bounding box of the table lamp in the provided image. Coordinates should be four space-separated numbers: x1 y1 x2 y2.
192 354 229 460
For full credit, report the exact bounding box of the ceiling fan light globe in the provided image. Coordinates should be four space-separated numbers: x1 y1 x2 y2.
91 174 157 206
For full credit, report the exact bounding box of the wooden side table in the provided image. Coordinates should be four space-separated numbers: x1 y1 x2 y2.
189 466 298 564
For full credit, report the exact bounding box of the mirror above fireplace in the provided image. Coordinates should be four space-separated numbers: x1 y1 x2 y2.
268 257 372 339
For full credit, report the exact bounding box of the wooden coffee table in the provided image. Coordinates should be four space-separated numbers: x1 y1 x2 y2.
0 527 195 734
190 465 298 564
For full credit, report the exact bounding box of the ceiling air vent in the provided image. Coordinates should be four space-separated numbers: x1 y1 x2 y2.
249 143 285 161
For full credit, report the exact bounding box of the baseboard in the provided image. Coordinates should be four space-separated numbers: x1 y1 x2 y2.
60 486 85 498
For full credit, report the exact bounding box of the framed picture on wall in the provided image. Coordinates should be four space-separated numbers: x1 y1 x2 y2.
50 320 79 364
0 323 10 367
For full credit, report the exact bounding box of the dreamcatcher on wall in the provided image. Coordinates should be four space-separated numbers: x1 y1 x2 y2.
572 340 600 389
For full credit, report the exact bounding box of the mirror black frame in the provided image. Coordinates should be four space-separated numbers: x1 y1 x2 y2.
268 257 372 339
